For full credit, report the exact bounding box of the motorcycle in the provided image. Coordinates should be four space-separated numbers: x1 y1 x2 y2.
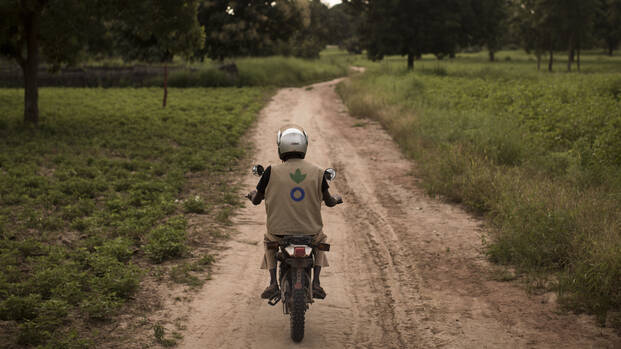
251 164 339 342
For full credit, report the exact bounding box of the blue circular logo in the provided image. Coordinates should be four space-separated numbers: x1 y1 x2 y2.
290 187 305 202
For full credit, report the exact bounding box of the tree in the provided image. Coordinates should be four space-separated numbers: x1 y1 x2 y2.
364 0 469 70
195 0 305 61
596 0 621 56
111 0 205 107
326 3 364 53
511 0 564 71
0 0 204 123
0 0 105 124
558 0 597 71
289 0 331 58
470 0 509 61
511 0 598 71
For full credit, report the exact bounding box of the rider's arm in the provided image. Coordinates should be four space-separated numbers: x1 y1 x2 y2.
321 177 342 207
248 166 271 205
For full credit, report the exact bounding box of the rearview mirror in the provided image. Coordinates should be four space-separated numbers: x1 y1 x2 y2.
324 168 336 181
252 164 264 176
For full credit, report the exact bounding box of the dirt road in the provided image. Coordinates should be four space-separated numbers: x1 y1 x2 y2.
178 78 620 348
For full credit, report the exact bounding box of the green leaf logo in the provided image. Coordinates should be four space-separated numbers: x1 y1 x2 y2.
290 169 307 184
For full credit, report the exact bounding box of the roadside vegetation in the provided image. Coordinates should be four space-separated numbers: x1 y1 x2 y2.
0 87 269 347
154 54 350 88
0 54 351 89
338 50 621 326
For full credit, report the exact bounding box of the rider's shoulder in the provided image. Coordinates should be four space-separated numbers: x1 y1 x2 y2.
277 159 323 173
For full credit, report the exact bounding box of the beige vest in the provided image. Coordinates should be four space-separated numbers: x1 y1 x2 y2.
265 159 324 236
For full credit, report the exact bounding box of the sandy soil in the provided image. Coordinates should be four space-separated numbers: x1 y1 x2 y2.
176 77 620 349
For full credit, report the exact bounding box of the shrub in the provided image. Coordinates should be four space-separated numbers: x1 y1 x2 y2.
95 237 134 262
183 195 207 214
79 293 122 320
145 218 187 263
0 294 42 321
86 254 140 299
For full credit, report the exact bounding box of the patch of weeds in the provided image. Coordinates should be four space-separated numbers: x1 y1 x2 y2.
86 253 141 299
215 207 235 225
169 255 213 287
221 190 242 207
352 121 367 127
173 317 188 331
169 263 203 287
490 268 518 282
95 237 134 262
197 254 215 266
209 228 230 239
153 323 177 347
151 266 166 281
80 293 122 321
145 217 187 263
62 199 96 220
14 299 70 346
183 195 207 214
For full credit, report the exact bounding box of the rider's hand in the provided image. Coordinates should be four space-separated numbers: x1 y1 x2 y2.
246 190 257 201
334 195 343 205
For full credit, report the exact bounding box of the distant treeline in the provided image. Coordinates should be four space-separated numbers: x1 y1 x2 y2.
338 0 621 71
3 0 621 123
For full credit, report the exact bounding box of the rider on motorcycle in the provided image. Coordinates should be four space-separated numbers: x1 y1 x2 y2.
247 124 342 300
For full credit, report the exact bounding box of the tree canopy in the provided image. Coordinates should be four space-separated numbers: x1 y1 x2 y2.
0 0 204 124
194 0 330 61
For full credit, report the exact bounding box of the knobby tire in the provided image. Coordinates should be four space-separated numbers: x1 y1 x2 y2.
290 288 306 342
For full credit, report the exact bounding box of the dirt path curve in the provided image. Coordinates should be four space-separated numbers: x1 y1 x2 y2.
178 77 620 349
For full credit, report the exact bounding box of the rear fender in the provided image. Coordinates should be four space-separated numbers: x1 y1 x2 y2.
285 258 313 268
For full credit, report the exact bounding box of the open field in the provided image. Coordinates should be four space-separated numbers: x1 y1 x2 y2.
0 87 269 347
337 50 621 325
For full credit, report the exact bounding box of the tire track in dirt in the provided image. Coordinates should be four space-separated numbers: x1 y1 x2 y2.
176 77 620 349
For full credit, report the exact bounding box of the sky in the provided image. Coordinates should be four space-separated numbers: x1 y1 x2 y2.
322 0 341 7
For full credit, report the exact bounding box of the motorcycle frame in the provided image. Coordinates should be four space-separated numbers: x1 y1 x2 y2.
278 248 315 315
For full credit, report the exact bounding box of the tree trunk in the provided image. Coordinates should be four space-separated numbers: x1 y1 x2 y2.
567 36 575 72
23 12 40 125
608 44 614 57
407 53 414 70
548 50 554 72
489 50 495 62
162 64 168 108
537 52 541 71
577 48 581 72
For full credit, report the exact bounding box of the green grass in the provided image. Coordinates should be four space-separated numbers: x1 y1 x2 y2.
0 87 269 346
337 50 621 325
161 54 352 88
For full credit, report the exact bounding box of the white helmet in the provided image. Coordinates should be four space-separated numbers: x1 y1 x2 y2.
277 124 308 161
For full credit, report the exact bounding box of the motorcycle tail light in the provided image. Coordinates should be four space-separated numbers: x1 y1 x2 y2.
294 247 306 257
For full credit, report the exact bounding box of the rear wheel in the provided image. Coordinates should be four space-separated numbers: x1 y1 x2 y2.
290 288 306 342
